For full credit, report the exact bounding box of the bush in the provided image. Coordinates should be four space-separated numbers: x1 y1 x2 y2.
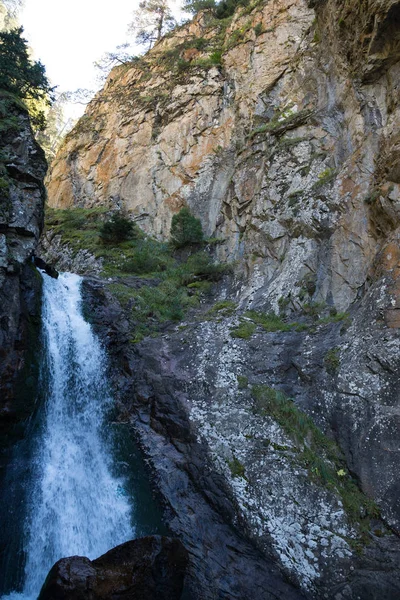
121 241 168 274
99 214 136 245
170 207 203 248
174 251 229 285
215 0 248 18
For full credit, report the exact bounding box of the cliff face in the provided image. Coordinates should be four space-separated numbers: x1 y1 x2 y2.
47 0 400 313
44 0 400 598
0 96 46 427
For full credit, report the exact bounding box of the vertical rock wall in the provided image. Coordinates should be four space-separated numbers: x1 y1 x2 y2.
47 0 400 313
0 98 47 428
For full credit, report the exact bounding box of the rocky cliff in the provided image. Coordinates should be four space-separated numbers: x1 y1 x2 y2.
43 0 400 598
0 94 46 429
47 0 400 313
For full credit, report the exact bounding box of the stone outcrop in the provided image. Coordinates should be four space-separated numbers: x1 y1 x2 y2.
0 97 46 429
38 536 189 600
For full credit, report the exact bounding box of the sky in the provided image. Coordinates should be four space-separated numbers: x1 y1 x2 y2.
19 0 185 122
20 0 144 120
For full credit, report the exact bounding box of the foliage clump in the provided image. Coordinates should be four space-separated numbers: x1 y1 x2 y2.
324 347 341 374
44 207 230 343
99 214 137 245
230 320 256 339
129 0 176 50
183 0 249 18
207 300 237 317
0 27 53 128
170 207 204 248
245 310 292 332
227 456 246 478
237 374 248 389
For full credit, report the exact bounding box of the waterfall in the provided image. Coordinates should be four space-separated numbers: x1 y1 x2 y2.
3 272 134 599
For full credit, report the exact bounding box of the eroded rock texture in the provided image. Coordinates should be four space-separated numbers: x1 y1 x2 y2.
46 0 400 312
83 276 400 600
0 99 46 427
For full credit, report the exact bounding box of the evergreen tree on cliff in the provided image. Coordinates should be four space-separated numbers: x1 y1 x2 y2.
0 27 53 128
128 0 176 49
183 0 247 17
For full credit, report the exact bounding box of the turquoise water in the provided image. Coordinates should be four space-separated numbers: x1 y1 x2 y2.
0 272 165 599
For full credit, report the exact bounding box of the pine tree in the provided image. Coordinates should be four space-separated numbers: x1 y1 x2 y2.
128 0 176 50
182 0 215 14
170 207 204 248
0 27 53 103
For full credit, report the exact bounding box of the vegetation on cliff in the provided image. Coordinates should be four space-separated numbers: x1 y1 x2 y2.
43 206 229 341
0 26 53 129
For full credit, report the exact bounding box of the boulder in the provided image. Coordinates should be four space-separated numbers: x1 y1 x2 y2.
38 536 189 600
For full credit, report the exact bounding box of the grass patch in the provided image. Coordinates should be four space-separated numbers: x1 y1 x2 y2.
237 375 248 389
230 320 256 339
251 385 379 531
44 206 231 342
230 309 312 337
317 311 350 325
227 456 246 478
324 347 340 374
207 300 237 317
244 310 292 332
112 251 230 342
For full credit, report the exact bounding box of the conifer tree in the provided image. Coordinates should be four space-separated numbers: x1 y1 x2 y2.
128 0 176 50
0 27 53 103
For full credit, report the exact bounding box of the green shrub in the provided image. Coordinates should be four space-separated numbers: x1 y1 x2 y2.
210 50 222 65
215 0 248 18
245 310 292 332
135 281 186 322
178 251 228 283
230 320 256 339
207 300 237 317
121 241 168 274
192 37 208 50
61 211 87 230
99 214 136 245
170 207 204 248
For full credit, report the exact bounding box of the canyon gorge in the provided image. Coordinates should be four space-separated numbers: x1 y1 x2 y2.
1 0 400 598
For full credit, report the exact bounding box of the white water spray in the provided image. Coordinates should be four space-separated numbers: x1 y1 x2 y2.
4 272 134 599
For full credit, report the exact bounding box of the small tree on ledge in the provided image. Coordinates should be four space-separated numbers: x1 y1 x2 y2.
99 213 135 244
170 207 204 248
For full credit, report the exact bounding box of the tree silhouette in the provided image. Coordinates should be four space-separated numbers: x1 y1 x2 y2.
0 27 53 102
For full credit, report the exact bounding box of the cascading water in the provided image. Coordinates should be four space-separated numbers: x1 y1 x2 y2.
2 272 134 599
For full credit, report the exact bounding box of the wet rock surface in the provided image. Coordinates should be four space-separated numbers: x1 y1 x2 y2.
0 100 46 408
83 279 307 600
0 100 46 452
82 275 400 599
38 536 189 600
